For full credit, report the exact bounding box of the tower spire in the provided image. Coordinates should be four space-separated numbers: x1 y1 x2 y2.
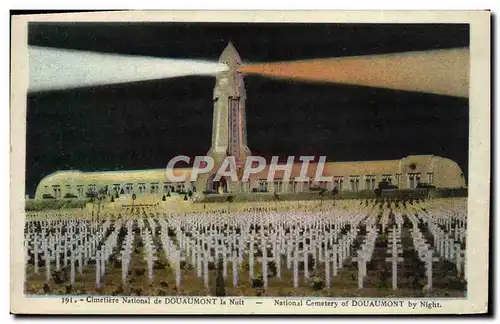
219 41 242 70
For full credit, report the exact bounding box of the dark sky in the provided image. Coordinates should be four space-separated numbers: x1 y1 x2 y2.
26 22 469 196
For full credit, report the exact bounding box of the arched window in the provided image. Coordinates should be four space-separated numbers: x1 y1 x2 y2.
349 175 360 191
334 176 344 191
365 175 376 190
382 174 392 184
408 173 421 188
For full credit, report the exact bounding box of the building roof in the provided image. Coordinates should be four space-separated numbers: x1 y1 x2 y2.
39 155 442 185
38 168 193 184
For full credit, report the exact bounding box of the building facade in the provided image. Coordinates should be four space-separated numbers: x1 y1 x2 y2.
34 154 466 199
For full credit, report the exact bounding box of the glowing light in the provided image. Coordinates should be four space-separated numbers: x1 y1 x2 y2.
29 46 229 92
239 48 469 97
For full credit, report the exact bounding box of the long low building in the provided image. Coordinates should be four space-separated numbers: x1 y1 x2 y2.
34 154 466 200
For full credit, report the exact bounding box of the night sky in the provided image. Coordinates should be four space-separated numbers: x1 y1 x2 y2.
26 22 469 197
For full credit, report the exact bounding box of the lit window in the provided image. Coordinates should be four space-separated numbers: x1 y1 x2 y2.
150 183 159 194
124 183 133 194
395 174 402 188
77 185 84 197
164 182 175 193
349 175 360 191
427 172 434 184
408 173 421 189
382 174 392 183
334 176 344 191
274 179 284 193
365 175 376 190
259 180 268 192
52 185 61 198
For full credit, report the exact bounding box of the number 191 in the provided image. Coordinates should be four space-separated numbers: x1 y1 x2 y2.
62 297 73 304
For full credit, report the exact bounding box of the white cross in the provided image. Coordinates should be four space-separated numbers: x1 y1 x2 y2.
232 251 238 288
423 250 440 290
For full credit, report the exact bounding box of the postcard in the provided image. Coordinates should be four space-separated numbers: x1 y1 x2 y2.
10 10 490 315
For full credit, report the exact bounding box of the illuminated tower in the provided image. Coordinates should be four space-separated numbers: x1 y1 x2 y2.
209 42 251 166
201 42 251 193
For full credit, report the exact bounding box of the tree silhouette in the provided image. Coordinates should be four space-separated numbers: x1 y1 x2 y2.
319 188 326 206
227 195 234 213
86 188 97 201
332 187 339 206
96 188 107 221
273 192 280 209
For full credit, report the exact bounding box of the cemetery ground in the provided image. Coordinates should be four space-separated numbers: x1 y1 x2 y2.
24 198 467 298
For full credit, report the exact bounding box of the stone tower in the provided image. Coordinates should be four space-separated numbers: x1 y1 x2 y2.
198 42 251 193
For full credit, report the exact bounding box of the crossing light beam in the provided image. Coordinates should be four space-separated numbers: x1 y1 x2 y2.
29 46 230 92
239 48 469 98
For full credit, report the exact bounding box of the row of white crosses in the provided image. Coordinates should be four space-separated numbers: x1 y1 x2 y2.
431 209 466 245
25 220 55 277
25 216 116 289
137 215 183 290
120 220 135 286
26 209 86 222
386 225 403 290
178 222 211 288
94 219 122 288
255 216 290 289
158 218 183 290
169 212 246 289
24 222 51 279
26 210 168 289
25 197 467 292
422 214 461 259
320 211 365 289
155 208 367 290
417 206 466 280
251 210 357 289
406 211 440 290
89 219 113 288
187 216 241 289
27 220 78 282
141 227 157 282
410 198 467 278
380 209 390 234
264 209 362 288
353 211 380 289
388 211 405 290
394 212 404 231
